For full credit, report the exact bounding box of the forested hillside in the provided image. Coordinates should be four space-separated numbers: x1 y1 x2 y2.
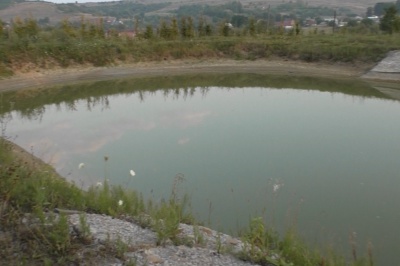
2 0 399 29
0 0 24 10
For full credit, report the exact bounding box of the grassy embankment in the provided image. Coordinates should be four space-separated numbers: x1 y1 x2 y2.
1 28 400 77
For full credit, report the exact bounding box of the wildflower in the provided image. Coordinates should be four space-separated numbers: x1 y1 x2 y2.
130 170 136 177
96 182 103 188
273 183 284 193
78 163 85 169
118 200 123 206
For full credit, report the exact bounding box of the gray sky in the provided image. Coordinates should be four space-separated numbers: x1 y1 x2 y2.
47 0 118 3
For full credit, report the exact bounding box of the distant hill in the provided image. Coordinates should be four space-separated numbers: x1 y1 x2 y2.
0 0 384 25
0 2 106 24
0 0 25 10
139 0 378 14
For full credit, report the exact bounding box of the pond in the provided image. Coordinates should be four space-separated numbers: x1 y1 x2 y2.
2 73 400 265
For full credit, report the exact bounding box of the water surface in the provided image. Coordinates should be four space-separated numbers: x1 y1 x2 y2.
3 73 400 264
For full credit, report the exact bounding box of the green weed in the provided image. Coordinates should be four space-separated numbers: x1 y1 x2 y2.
238 216 374 266
1 20 400 75
150 174 194 246
193 224 205 247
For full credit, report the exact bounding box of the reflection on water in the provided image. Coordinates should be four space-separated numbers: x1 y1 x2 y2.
0 73 392 121
2 74 400 265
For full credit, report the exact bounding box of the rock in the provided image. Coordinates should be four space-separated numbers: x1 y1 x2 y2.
146 253 164 264
199 226 213 236
66 213 260 266
227 237 240 245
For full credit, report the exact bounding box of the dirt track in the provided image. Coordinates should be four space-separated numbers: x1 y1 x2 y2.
0 59 371 92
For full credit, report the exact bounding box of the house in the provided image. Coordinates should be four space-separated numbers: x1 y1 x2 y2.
118 30 136 39
276 19 295 30
367 16 380 23
304 18 317 27
321 16 339 26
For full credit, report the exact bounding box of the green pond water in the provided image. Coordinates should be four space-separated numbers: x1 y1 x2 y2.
2 73 400 265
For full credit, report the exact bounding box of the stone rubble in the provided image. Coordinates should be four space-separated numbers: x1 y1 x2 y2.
68 213 261 266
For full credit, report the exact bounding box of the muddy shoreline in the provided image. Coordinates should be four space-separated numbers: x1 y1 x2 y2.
0 59 374 92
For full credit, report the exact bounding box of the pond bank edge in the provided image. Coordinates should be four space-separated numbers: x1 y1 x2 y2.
0 59 376 92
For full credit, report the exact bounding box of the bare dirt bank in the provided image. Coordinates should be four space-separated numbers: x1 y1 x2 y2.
0 59 372 92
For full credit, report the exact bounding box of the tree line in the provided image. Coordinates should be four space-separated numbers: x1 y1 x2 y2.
367 0 400 16
0 6 399 76
0 15 282 42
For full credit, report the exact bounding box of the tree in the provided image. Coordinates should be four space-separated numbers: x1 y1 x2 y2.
143 25 153 39
180 17 187 38
80 16 87 38
361 18 373 27
12 17 39 39
205 24 212 36
134 16 140 35
170 17 179 39
198 16 206 37
60 19 76 37
96 18 105 38
375 2 395 16
315 17 323 25
347 19 358 27
38 17 50 26
186 17 195 38
231 14 247 28
248 17 256 36
219 20 232 37
366 7 373 17
88 24 97 38
327 20 335 27
380 5 400 34
159 20 170 39
180 17 194 38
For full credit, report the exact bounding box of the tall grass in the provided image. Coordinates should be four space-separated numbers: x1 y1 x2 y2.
238 217 374 266
1 27 400 77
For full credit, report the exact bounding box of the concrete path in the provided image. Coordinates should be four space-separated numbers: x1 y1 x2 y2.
370 50 400 73
362 50 400 81
361 50 400 100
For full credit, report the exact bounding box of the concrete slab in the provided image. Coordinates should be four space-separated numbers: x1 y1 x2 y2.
362 50 400 83
370 50 400 73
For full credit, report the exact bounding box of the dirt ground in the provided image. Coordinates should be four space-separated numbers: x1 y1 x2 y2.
0 59 375 93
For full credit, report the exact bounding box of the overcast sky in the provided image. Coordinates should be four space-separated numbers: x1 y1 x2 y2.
47 0 118 3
